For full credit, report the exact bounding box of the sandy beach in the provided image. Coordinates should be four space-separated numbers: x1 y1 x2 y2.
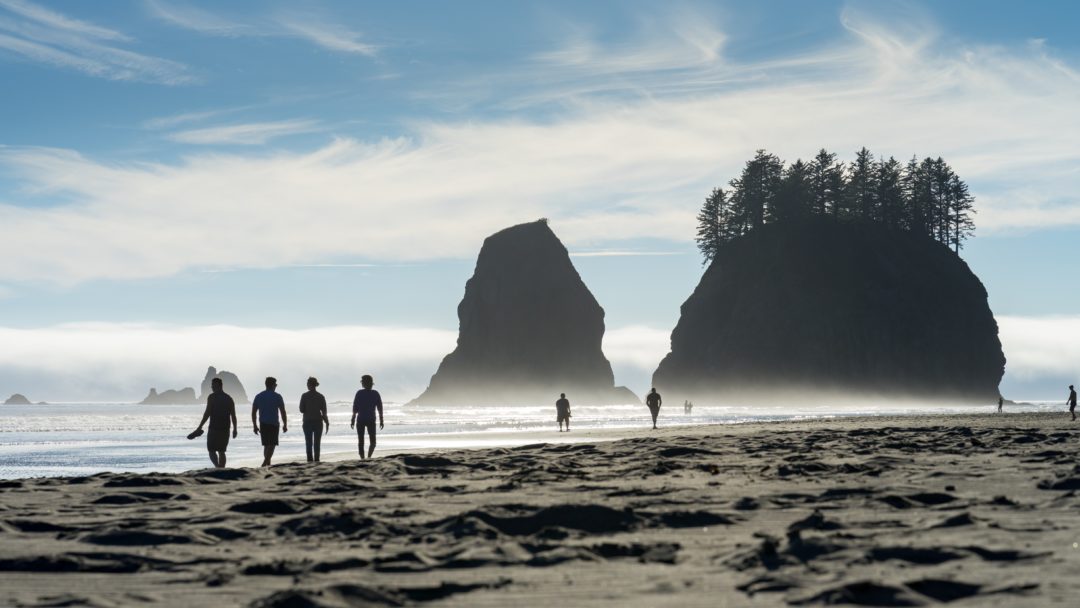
1 411 1078 607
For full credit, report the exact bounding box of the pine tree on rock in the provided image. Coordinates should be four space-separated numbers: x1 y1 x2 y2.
771 159 812 223
695 147 976 264
846 147 879 221
809 149 846 217
695 187 727 264
729 150 783 231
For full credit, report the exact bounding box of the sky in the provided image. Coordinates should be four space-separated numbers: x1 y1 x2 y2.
2 0 1080 402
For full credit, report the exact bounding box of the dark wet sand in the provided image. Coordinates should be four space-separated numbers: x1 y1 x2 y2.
1 412 1078 607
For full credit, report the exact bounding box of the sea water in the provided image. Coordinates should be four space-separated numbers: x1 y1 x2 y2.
0 400 1064 479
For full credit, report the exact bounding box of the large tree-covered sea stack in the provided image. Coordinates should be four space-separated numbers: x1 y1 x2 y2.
655 216 1005 403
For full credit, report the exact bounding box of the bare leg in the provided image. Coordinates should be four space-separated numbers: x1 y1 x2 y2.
367 424 377 459
218 451 227 468
208 450 219 468
262 445 274 467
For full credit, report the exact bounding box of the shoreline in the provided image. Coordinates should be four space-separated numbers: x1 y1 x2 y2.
264 408 1068 473
2 411 1079 605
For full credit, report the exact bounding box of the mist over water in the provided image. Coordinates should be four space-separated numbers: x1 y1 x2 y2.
0 400 1065 479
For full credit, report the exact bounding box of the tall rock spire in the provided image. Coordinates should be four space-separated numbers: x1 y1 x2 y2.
410 220 637 405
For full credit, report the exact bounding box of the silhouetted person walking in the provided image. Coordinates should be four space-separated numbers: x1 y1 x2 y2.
299 377 329 462
646 388 662 429
193 377 236 468
556 393 571 432
351 374 383 459
252 377 287 467
1069 385 1077 422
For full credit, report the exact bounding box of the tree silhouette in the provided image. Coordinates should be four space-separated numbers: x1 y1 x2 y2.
847 147 878 221
729 150 784 232
695 187 728 263
772 159 813 223
809 149 845 217
696 147 976 263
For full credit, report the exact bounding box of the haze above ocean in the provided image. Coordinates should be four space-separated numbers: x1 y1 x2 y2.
0 400 1064 479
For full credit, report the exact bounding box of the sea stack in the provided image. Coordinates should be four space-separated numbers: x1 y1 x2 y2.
410 220 637 405
140 387 198 405
198 367 249 404
4 393 33 405
653 218 1005 403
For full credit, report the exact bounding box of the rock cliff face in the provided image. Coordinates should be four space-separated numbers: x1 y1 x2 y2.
140 387 198 405
198 367 249 404
411 220 637 405
4 393 32 405
653 218 1005 403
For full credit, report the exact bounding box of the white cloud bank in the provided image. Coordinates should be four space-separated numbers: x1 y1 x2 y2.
0 323 457 403
2 9 1080 284
0 323 669 403
997 316 1080 381
3 317 1071 403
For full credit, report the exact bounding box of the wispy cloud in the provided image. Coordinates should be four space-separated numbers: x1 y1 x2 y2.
144 0 252 37
0 0 128 41
147 1 379 56
1 9 1080 283
143 108 241 130
570 250 684 258
0 0 194 84
276 15 378 56
200 263 379 273
167 119 321 145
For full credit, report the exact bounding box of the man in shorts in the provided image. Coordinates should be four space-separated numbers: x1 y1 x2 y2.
556 393 571 432
252 377 288 467
646 388 662 430
193 377 237 468
350 374 383 459
1069 385 1077 422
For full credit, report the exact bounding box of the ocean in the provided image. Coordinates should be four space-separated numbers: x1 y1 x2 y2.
0 400 1064 479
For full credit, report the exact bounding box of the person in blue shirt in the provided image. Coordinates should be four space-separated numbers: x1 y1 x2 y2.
350 374 384 459
252 377 288 467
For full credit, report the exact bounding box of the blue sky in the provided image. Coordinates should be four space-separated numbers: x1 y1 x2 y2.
1 0 1079 401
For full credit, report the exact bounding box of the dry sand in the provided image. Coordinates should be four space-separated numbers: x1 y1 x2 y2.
1 412 1079 607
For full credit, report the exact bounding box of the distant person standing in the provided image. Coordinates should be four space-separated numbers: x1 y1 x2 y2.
192 377 236 468
350 374 384 459
299 377 329 462
252 377 287 467
646 388 662 429
556 393 571 432
998 396 1004 414
1069 385 1077 422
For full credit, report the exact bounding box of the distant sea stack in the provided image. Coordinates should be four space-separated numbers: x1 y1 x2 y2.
410 220 637 405
198 367 249 404
4 393 33 405
653 218 1005 403
140 387 198 405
